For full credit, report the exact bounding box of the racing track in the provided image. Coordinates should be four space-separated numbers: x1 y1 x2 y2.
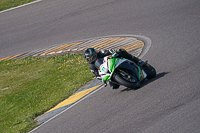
0 0 200 133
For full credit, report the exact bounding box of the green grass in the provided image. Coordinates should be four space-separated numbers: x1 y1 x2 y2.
0 54 94 133
0 0 36 11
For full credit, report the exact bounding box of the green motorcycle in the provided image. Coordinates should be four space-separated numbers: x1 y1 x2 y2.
95 56 156 89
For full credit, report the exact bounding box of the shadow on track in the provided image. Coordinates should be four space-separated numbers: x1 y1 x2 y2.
121 72 169 92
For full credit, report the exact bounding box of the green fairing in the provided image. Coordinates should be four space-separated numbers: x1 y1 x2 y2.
138 67 141 79
103 75 111 81
109 58 119 72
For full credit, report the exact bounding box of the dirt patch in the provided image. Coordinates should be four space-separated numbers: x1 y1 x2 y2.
1 87 9 91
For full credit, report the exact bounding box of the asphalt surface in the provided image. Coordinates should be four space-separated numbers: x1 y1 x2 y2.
1 0 200 133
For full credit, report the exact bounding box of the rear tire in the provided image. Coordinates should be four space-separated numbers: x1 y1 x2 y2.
114 74 140 89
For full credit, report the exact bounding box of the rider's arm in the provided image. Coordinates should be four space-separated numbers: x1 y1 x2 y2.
89 64 100 77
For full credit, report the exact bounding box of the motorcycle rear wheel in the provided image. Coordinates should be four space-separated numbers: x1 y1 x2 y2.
114 74 140 89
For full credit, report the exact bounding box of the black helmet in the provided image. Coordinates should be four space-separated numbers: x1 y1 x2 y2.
84 48 97 64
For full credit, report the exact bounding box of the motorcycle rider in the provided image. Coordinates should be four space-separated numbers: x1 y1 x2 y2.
84 48 143 89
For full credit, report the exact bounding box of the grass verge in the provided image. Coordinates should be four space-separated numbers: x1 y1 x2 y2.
0 0 36 11
0 54 94 133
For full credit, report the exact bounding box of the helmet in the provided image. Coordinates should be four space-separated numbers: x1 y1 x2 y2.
84 48 97 64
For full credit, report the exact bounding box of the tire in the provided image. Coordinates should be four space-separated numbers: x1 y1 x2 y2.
143 64 156 79
114 74 140 89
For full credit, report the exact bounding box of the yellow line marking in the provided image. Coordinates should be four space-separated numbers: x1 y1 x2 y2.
120 40 143 49
0 53 26 61
86 37 120 50
126 44 144 52
46 85 102 113
55 42 84 52
94 37 128 50
40 42 84 55
120 40 144 52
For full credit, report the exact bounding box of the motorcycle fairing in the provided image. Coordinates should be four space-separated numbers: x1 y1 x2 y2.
96 57 147 82
116 61 140 81
114 59 147 81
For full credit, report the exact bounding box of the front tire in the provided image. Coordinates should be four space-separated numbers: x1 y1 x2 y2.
142 63 156 79
114 74 140 89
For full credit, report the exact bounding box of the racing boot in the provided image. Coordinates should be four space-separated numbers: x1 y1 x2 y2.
130 55 141 64
116 49 142 64
109 82 120 89
126 54 149 68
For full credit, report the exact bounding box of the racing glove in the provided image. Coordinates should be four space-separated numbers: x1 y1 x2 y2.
109 49 118 58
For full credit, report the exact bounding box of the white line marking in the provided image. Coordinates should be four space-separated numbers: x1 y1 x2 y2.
0 0 42 14
28 85 104 133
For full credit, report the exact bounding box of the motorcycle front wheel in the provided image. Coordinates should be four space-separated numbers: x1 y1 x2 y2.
142 63 156 79
114 74 140 89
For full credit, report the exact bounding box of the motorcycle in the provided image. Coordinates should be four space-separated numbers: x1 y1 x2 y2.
95 56 156 89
